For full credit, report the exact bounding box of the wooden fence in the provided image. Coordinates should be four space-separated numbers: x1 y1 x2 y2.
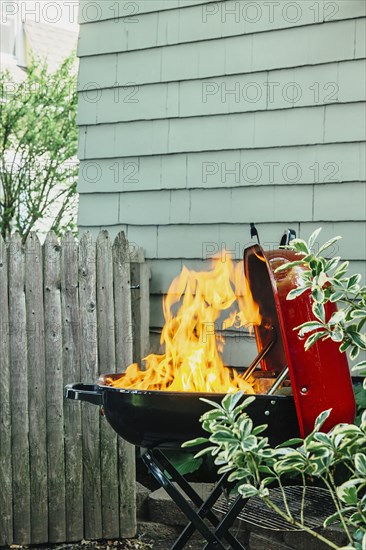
0 231 150 546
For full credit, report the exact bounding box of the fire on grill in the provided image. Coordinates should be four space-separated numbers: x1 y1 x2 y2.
65 239 356 449
106 250 261 394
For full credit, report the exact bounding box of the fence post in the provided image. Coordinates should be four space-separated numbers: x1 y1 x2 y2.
96 230 120 538
113 232 136 538
130 247 150 367
8 233 31 544
25 233 48 543
61 231 83 542
79 232 102 540
44 231 66 542
0 234 13 545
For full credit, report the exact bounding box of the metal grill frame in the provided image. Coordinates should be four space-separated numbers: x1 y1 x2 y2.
213 486 337 532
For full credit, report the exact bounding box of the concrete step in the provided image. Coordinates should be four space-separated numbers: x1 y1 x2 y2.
136 481 151 520
148 483 216 526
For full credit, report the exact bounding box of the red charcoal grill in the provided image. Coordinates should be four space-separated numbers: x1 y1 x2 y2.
66 232 355 550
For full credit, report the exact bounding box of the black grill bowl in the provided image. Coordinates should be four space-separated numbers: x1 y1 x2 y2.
65 375 300 449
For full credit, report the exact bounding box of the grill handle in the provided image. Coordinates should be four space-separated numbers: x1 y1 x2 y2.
65 383 102 406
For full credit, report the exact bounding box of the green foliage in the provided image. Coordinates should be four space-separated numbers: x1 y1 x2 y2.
276 228 366 386
0 55 78 240
184 229 366 549
185 395 366 549
354 384 366 426
165 451 203 476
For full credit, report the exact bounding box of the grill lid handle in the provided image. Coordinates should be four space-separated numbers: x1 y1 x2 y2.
279 228 296 247
65 383 102 406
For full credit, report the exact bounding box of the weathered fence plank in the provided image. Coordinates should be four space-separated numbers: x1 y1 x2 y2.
61 232 83 542
113 232 136 538
118 437 136 538
96 231 119 538
79 232 102 540
130 247 150 367
25 233 48 543
97 232 116 374
0 235 13 546
8 233 31 544
44 232 66 542
113 232 134 371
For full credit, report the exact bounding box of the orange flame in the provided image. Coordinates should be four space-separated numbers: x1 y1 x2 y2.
107 252 262 393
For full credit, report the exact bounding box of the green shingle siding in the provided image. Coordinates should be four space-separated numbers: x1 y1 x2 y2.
77 0 366 333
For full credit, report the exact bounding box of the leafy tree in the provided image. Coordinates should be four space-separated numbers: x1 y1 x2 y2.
0 54 78 241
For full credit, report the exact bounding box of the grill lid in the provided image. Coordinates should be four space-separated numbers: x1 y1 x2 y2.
244 244 355 437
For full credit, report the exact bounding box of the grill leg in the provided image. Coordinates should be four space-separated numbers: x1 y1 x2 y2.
170 476 228 550
158 454 245 550
142 449 247 550
172 490 247 550
142 450 227 549
202 496 248 550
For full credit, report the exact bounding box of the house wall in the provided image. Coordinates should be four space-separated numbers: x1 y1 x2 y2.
77 0 366 364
